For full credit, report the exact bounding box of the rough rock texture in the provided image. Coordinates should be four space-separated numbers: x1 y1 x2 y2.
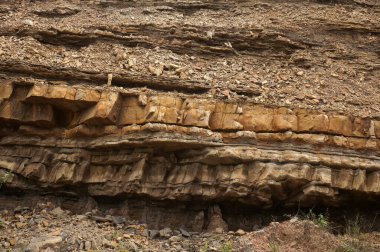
0 0 380 232
1 81 380 208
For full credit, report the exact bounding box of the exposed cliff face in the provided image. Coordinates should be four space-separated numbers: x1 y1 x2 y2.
1 81 380 209
1 0 380 232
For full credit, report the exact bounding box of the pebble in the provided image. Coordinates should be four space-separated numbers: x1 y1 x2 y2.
22 19 34 26
127 241 139 251
103 240 117 249
111 215 126 225
296 70 304 76
215 227 224 234
148 229 159 239
179 228 190 237
9 238 17 246
15 222 26 229
169 236 181 242
76 215 87 221
28 219 36 226
41 220 49 227
26 236 63 251
50 207 65 217
84 240 92 250
235 229 246 236
159 228 173 238
254 229 265 234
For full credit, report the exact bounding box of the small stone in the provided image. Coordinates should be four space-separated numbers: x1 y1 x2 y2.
128 57 136 67
34 217 42 224
9 238 17 246
126 241 138 251
111 216 126 225
107 73 113 86
17 215 25 222
174 244 182 250
173 230 181 236
138 94 147 106
270 222 280 227
169 236 181 242
215 227 224 234
79 241 84 250
41 220 49 227
84 241 92 250
15 222 26 229
50 207 65 217
148 65 164 76
148 229 159 239
26 236 62 251
179 228 190 238
159 228 173 238
61 231 68 240
27 219 35 226
103 240 116 249
296 71 304 76
91 215 112 223
235 229 246 236
13 206 23 214
50 229 61 236
22 19 34 26
254 229 265 234
76 215 87 221
3 242 10 248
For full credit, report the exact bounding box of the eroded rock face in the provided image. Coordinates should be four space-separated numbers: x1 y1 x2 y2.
1 81 379 210
0 0 379 236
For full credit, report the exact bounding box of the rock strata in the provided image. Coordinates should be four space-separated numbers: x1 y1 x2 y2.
0 81 379 210
1 0 380 235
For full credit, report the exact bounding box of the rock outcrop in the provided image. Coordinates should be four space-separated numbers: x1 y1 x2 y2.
0 0 380 231
1 80 379 209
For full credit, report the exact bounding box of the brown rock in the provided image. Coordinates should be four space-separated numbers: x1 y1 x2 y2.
75 91 122 125
373 121 380 138
240 106 274 132
297 113 329 132
328 115 353 136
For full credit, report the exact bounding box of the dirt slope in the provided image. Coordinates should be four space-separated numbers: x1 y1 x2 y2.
0 0 379 116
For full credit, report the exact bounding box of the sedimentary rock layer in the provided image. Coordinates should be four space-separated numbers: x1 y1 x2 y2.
1 81 379 208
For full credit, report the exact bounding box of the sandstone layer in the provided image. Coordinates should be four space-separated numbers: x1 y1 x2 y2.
1 80 380 209
0 0 380 232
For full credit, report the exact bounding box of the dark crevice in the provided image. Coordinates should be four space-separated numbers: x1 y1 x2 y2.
1 191 379 232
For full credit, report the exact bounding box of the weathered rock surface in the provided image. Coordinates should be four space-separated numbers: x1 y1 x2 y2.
1 81 379 210
0 0 380 235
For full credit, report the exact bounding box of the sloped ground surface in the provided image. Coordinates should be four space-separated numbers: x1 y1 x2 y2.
0 0 379 116
1 196 380 251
